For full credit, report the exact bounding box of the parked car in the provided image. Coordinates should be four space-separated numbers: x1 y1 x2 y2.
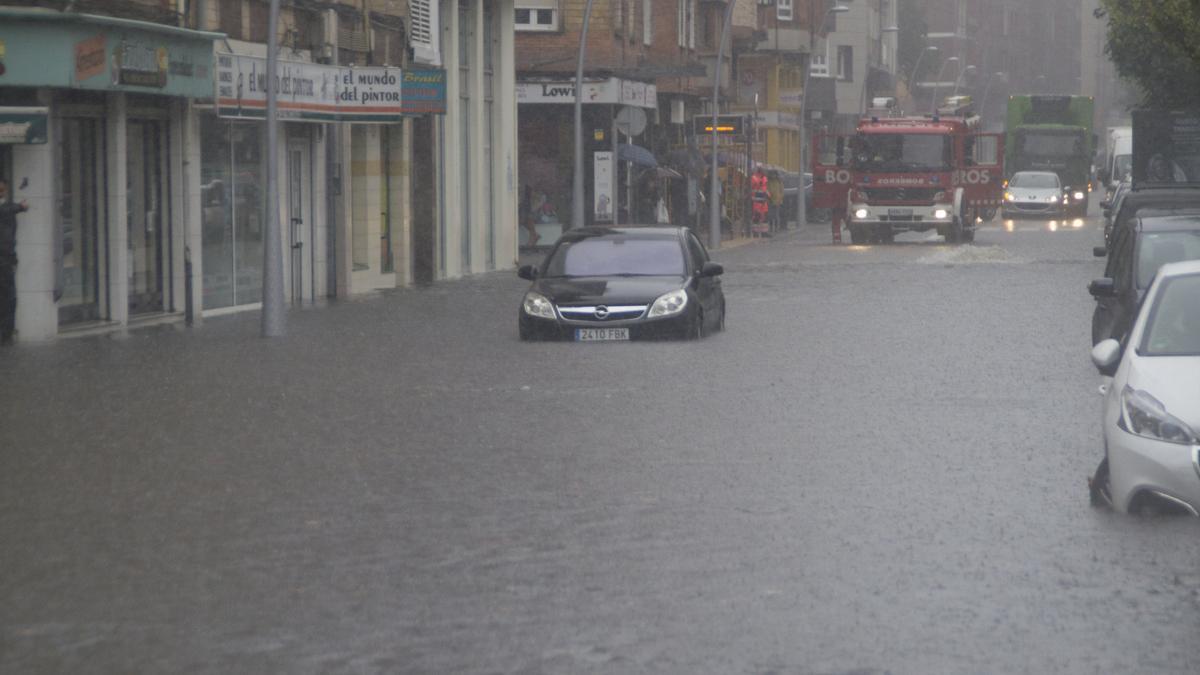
517 226 726 341
1001 171 1066 219
1089 259 1200 516
1099 180 1131 248
1089 209 1200 344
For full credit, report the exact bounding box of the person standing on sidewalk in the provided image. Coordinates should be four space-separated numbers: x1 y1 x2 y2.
0 178 30 346
767 170 784 232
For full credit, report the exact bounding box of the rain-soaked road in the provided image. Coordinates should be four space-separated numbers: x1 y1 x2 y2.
2 211 1199 674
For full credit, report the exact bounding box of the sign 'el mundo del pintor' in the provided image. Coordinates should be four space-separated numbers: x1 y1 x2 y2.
215 53 446 122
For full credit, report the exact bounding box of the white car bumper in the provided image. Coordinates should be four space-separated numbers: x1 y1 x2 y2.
1107 428 1200 515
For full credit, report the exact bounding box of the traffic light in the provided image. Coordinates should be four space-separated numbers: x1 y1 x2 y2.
694 114 748 137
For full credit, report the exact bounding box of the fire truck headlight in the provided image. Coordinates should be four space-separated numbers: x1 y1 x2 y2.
1073 191 1085 201
934 209 949 219
854 208 869 219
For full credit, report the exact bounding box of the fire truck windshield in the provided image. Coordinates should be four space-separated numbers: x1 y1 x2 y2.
1017 130 1084 157
852 133 953 172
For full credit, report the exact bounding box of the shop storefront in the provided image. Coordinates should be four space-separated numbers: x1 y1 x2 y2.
0 9 219 341
208 47 447 305
517 76 657 238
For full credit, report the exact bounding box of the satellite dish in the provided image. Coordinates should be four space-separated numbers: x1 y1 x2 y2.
615 106 647 137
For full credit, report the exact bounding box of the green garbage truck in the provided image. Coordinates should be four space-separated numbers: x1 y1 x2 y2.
1005 95 1096 216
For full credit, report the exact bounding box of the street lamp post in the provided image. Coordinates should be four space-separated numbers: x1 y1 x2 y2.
906 45 937 111
858 24 899 115
796 3 851 231
952 64 976 98
928 55 959 114
979 71 1005 122
708 0 737 250
572 0 598 230
261 0 285 337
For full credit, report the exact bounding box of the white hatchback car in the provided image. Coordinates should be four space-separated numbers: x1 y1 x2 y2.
1090 259 1200 515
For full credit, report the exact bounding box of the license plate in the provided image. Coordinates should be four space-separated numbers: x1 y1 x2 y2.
575 327 630 342
888 208 913 216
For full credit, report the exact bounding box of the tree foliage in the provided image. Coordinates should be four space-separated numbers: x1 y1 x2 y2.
1101 0 1200 107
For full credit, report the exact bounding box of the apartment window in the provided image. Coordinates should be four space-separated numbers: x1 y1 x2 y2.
409 0 441 65
776 0 792 22
218 0 242 39
837 45 853 81
516 0 558 31
677 0 695 47
643 0 653 45
810 53 829 78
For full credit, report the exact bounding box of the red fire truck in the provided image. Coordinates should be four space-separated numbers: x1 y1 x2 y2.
813 101 1005 244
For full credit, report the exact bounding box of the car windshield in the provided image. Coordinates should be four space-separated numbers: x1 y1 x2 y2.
1018 131 1084 157
1140 273 1200 356
1135 229 1200 288
1113 155 1132 182
851 133 952 172
1010 173 1060 188
544 235 685 277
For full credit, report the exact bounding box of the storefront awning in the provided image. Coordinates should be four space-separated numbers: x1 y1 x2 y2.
0 8 222 97
618 143 657 168
517 77 658 109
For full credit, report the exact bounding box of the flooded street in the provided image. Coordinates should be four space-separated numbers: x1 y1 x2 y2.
3 214 1199 674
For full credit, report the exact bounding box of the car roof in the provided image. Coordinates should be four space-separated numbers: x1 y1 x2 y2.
1123 187 1200 205
560 226 686 239
1136 210 1200 232
1011 171 1059 179
1156 259 1200 279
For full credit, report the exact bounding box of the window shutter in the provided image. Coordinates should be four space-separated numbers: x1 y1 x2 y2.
409 0 442 66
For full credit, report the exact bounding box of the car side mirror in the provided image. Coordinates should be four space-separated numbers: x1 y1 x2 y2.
700 261 724 277
1093 246 1107 258
1099 200 1111 209
517 265 538 281
1089 277 1116 298
1091 338 1122 376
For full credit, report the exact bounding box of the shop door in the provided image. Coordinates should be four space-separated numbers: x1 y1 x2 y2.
287 136 313 304
127 120 167 315
59 118 105 324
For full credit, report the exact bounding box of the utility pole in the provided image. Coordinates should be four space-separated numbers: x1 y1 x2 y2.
262 0 286 337
572 0 597 230
708 0 736 250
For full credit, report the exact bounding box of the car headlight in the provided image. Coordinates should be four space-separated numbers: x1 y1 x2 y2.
1073 191 1085 200
1120 386 1198 445
648 289 688 318
1004 192 1014 202
854 208 869 219
522 292 556 319
934 209 948 219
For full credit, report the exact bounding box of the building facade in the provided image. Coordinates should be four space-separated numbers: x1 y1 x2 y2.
0 0 516 343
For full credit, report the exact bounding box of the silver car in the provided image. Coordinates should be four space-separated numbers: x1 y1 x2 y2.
1002 171 1066 218
1090 259 1200 515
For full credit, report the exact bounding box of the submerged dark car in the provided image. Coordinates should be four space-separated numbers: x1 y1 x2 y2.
518 226 726 341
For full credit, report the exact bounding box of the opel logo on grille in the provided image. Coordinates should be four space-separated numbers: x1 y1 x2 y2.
594 305 610 319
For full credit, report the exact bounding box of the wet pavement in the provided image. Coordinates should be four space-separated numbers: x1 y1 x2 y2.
3 212 1199 673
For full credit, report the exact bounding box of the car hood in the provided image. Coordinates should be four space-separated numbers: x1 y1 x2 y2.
1127 355 1200 431
1011 186 1061 201
533 276 689 305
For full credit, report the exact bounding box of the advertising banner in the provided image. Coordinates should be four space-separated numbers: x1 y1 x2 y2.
215 55 443 122
0 107 49 144
1131 110 1200 187
594 151 614 222
0 18 214 97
